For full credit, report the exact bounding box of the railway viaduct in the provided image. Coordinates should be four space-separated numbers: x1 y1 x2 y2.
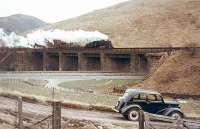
0 47 199 75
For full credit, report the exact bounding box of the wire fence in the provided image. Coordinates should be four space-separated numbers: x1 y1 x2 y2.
0 96 61 129
1 90 200 129
138 110 200 129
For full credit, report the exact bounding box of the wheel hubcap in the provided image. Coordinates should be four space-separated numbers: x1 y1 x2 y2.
171 113 181 119
129 111 139 120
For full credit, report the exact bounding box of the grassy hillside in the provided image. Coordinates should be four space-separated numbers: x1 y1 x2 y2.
0 14 47 34
43 0 200 48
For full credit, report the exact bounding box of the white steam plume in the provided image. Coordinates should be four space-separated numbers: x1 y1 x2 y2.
0 28 109 48
0 28 30 48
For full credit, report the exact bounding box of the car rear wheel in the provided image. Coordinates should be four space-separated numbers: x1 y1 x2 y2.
127 109 139 121
170 111 183 119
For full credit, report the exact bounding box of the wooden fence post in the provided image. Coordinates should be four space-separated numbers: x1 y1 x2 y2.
18 97 23 129
176 119 184 129
139 110 145 129
52 101 61 129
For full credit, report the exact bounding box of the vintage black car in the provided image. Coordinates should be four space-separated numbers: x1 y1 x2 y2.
113 89 184 121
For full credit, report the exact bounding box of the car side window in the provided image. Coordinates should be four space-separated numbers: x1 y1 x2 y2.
147 94 156 102
139 93 146 100
156 95 163 102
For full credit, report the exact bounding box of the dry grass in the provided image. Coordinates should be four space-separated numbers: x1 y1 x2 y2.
0 79 123 107
0 79 200 118
62 118 136 129
0 124 14 129
42 0 200 48
137 51 200 96
59 79 138 94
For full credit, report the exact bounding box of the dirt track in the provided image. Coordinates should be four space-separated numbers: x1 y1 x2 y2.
1 96 200 129
0 72 143 80
0 96 135 126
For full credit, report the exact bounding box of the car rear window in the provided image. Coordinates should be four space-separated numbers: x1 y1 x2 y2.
156 95 163 102
147 94 156 101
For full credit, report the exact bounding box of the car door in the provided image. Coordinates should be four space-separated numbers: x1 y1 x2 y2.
127 93 147 108
145 94 165 114
154 95 169 114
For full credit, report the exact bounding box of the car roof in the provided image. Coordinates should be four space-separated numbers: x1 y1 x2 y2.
125 88 161 95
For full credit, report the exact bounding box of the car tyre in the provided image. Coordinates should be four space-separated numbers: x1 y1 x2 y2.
169 111 183 119
127 109 139 121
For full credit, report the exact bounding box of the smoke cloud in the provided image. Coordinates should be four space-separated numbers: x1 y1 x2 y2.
0 28 109 48
0 28 29 48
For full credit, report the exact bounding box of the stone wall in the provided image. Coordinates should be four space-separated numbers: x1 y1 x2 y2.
0 48 173 74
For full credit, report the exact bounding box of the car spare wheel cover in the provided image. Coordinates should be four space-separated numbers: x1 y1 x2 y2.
129 110 139 120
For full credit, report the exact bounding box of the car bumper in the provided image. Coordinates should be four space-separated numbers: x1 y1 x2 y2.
112 107 119 113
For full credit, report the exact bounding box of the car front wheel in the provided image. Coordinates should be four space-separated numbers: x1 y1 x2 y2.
169 111 183 119
127 109 139 121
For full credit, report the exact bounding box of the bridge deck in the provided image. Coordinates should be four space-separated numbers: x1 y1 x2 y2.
0 47 199 54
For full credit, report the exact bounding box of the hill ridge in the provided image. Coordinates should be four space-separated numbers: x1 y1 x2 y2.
0 14 47 34
42 0 200 48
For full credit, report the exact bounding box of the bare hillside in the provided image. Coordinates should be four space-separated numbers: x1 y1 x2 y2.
138 51 200 95
44 0 200 48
